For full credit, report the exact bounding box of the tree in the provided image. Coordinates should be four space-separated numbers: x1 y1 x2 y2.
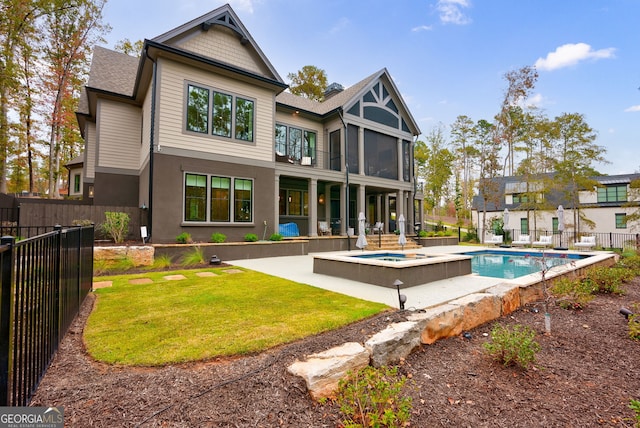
552 113 607 236
114 38 143 57
42 0 109 198
474 119 501 240
495 66 538 176
450 115 478 220
415 126 454 216
287 65 327 101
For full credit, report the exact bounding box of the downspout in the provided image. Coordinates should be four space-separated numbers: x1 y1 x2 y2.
146 47 157 241
337 108 350 251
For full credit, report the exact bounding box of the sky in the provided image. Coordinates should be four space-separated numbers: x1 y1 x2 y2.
100 0 640 175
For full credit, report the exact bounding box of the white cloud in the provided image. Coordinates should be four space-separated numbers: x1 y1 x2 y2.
523 93 544 108
412 25 433 32
534 43 616 71
436 0 472 25
624 105 640 112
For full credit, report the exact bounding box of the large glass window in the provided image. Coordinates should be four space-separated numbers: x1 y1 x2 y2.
234 179 253 222
275 124 287 155
184 174 252 223
210 177 230 221
330 130 341 171
289 127 302 161
616 213 627 229
212 92 232 137
304 130 316 164
185 173 207 221
185 82 254 143
186 85 209 133
235 98 254 141
402 140 411 182
279 189 309 216
598 185 627 203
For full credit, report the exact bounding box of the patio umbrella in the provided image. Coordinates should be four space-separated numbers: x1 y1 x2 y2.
356 212 368 250
398 214 407 250
503 208 509 231
557 205 565 247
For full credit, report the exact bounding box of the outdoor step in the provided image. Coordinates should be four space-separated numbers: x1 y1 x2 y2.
365 234 421 250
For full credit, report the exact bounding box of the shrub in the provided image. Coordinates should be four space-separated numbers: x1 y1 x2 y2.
617 253 640 276
210 232 226 243
629 398 640 427
335 365 412 428
100 212 130 244
418 230 428 238
71 219 93 227
550 277 595 310
176 232 192 244
269 233 283 241
483 324 541 370
94 256 135 276
244 233 258 242
180 246 205 266
583 266 631 294
149 254 172 270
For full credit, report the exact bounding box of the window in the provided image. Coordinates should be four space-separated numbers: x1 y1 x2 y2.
615 213 627 229
185 173 207 221
235 98 254 141
73 174 81 193
212 92 232 137
185 82 254 142
520 218 529 234
402 140 411 182
513 194 529 204
279 189 309 216
186 85 209 133
598 185 627 203
330 130 341 171
234 179 253 222
210 177 230 221
274 124 317 164
552 217 559 233
184 173 252 223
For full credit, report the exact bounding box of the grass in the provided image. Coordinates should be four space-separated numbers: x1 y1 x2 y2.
86 267 388 366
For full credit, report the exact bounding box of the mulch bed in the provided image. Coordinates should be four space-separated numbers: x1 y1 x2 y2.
31 277 640 427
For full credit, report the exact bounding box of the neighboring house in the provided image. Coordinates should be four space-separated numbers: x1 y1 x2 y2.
76 5 422 243
471 173 640 238
65 155 84 198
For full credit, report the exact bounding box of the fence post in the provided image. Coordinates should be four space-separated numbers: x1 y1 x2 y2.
0 236 16 406
54 225 62 345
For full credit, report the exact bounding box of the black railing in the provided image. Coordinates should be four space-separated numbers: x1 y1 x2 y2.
0 225 94 406
481 228 639 251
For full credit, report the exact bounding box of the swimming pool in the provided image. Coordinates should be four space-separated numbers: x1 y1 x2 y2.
351 252 431 262
464 250 589 279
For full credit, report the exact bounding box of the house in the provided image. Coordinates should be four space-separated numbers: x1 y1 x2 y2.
64 155 85 198
76 5 422 243
471 173 640 241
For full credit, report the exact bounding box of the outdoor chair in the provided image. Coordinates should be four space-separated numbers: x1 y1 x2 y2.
318 221 331 236
512 235 531 247
574 235 596 250
371 222 384 234
485 234 503 246
532 235 553 248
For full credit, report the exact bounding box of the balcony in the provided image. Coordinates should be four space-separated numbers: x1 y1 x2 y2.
275 150 342 171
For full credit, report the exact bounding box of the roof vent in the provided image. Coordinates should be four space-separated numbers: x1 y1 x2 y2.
324 82 344 99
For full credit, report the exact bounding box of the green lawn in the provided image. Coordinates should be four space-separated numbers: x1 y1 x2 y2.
86 267 388 366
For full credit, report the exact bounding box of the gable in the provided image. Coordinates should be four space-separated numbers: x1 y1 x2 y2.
152 5 283 84
344 73 419 135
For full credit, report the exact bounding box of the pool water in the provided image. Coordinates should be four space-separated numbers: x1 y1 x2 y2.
351 253 430 262
464 250 588 279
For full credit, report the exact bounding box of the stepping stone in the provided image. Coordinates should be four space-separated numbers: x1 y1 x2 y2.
196 272 218 277
93 281 113 289
164 274 187 281
222 269 244 274
129 278 153 285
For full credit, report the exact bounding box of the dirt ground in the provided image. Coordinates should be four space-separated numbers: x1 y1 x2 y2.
31 274 640 427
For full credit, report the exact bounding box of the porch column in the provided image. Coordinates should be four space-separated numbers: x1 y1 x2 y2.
407 190 414 234
397 189 405 234
309 178 318 237
384 194 390 233
358 127 365 175
357 184 366 221
376 194 382 224
397 138 403 184
340 182 346 235
274 174 280 234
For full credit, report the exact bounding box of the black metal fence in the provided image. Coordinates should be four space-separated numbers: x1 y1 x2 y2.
0 225 94 406
477 228 640 251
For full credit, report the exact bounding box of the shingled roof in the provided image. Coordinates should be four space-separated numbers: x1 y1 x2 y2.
87 46 139 96
276 70 380 116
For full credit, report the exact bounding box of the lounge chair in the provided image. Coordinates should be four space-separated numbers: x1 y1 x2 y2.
486 234 503 246
512 235 531 247
574 235 596 251
371 222 384 234
532 235 553 248
318 221 331 236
